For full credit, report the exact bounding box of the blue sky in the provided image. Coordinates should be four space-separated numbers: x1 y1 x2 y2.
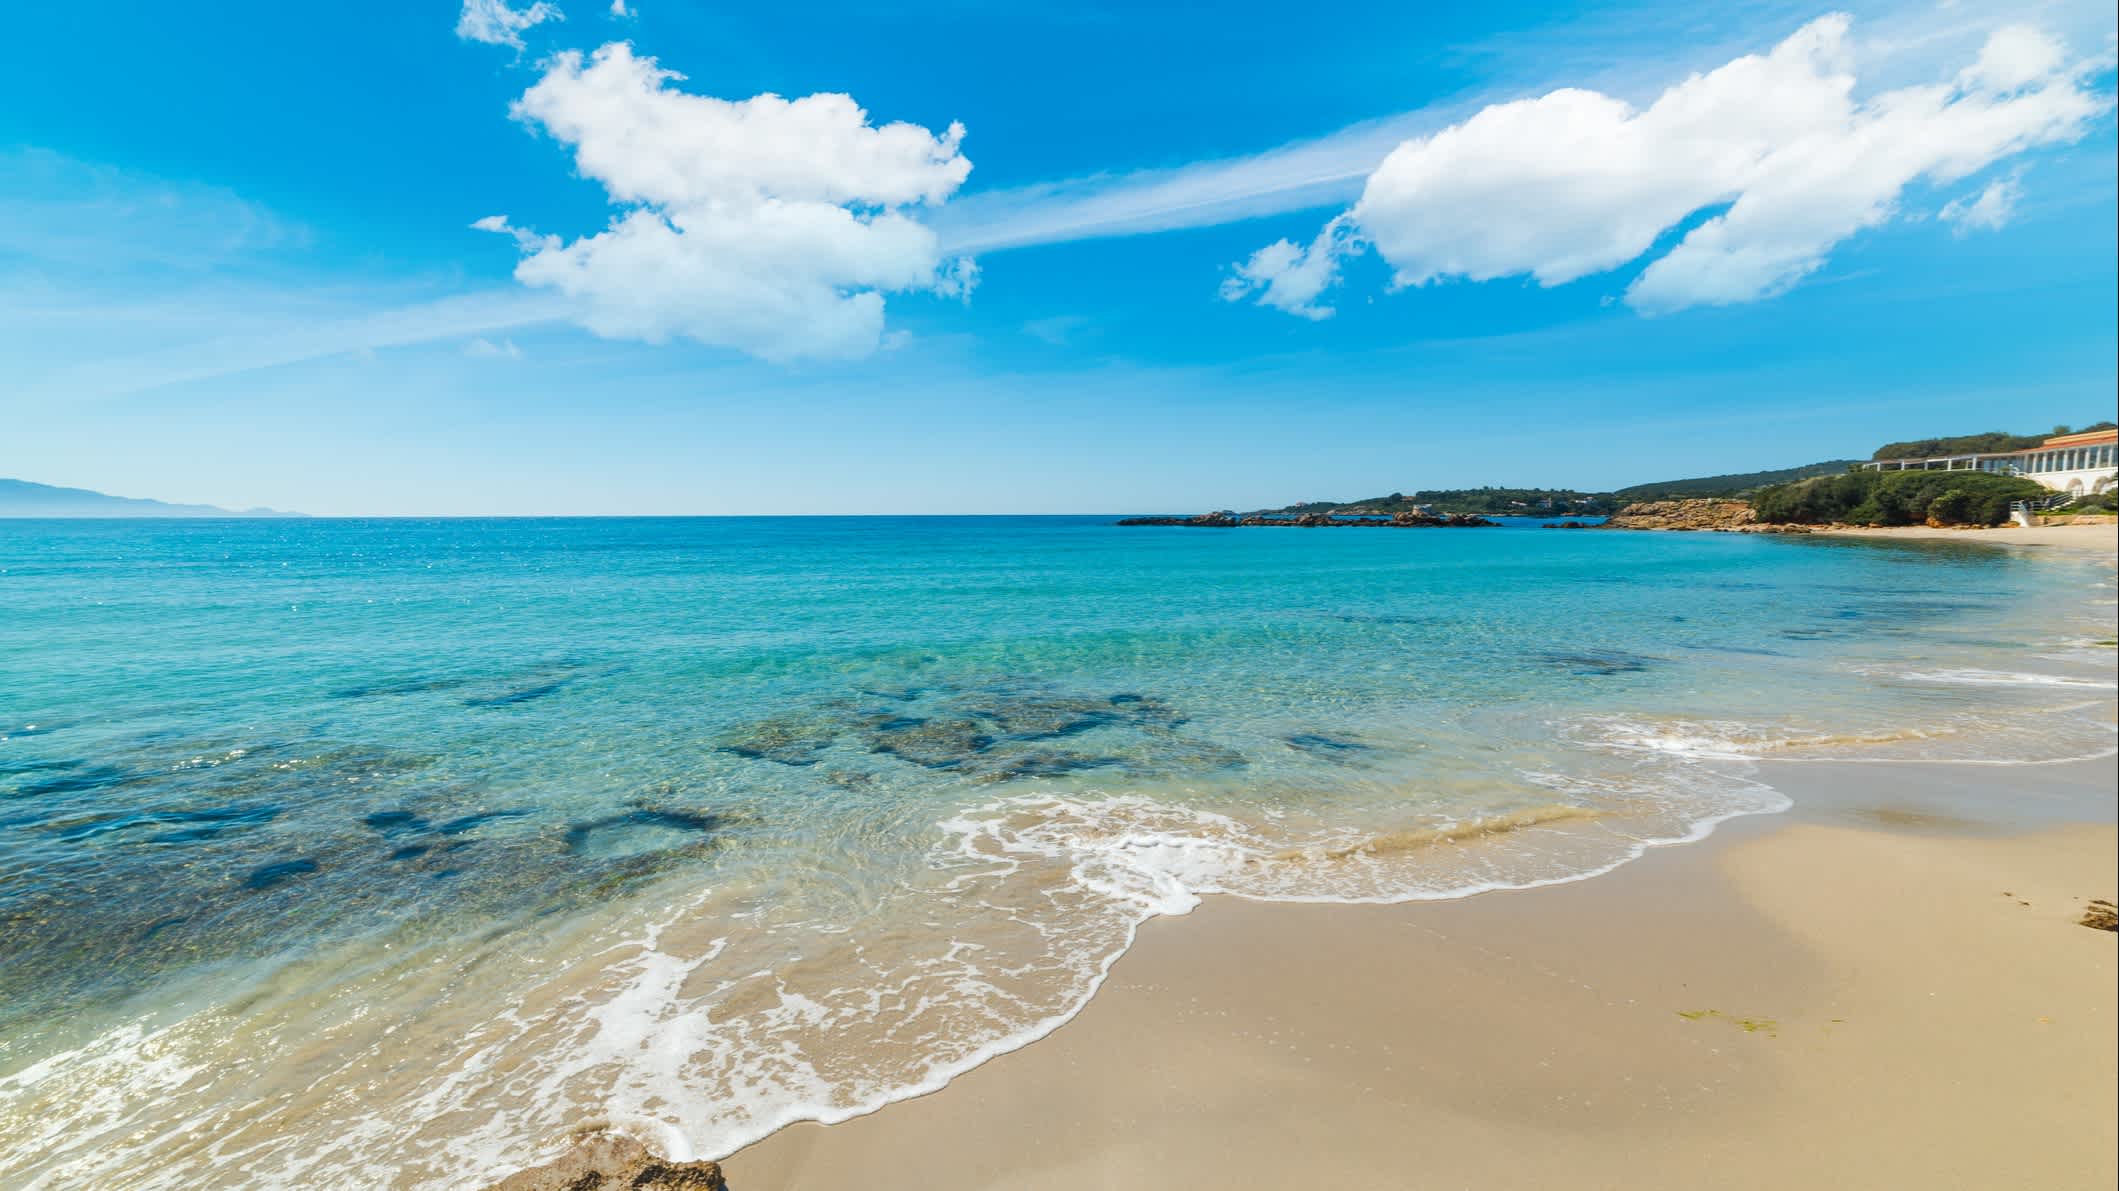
2 0 2113 514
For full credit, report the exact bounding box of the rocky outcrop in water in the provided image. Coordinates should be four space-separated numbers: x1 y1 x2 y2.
1117 511 1496 527
1601 499 1811 533
715 683 1227 784
487 1132 727 1191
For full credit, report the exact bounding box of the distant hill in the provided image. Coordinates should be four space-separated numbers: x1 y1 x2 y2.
0 478 299 518
1869 422 2116 461
1613 461 1861 502
1253 487 1616 517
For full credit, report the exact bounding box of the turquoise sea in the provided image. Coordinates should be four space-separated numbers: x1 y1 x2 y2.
1 517 2113 1188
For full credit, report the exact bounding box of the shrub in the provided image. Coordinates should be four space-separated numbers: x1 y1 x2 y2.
1752 470 2046 526
1926 489 1972 524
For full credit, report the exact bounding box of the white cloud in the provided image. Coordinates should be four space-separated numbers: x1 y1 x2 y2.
484 43 974 362
456 0 563 49
464 336 524 359
1222 16 2109 319
1220 216 1358 320
1939 172 2024 233
1958 23 2067 92
609 0 631 16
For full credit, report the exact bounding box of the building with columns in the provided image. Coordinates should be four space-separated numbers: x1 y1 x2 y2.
1859 427 2117 499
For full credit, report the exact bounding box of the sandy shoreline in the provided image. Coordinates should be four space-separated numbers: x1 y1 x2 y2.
711 523 2119 1191
718 757 2117 1190
1812 519 2118 553
492 526 2119 1191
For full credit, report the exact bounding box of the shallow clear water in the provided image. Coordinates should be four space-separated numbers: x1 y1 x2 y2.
0 517 2111 1187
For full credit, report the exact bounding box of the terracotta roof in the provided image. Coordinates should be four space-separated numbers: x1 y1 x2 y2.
2039 428 2117 448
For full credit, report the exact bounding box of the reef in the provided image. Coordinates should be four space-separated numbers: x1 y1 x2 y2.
715 682 1225 783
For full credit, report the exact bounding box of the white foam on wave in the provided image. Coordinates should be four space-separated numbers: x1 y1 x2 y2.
5 744 1798 1191
1571 709 2116 767
15 664 2112 1186
1899 668 2117 689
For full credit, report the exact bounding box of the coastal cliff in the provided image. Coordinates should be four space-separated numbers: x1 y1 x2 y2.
1601 499 1811 532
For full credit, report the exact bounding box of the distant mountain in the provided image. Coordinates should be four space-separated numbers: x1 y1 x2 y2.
1612 461 1861 503
1252 487 1618 517
0 478 300 518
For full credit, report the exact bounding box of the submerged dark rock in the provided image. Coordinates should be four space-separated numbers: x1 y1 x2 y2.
1286 732 1370 756
563 809 725 856
362 810 428 836
435 810 532 835
1538 650 1660 676
11 764 143 797
463 680 570 708
970 749 1125 782
246 859 319 890
151 804 283 843
329 675 472 699
51 803 282 843
715 714 838 766
717 683 1210 783
868 716 995 768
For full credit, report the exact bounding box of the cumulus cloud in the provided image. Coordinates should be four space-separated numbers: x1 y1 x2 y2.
456 0 563 50
1222 16 2108 319
481 43 973 362
1939 173 2023 234
1220 216 1359 320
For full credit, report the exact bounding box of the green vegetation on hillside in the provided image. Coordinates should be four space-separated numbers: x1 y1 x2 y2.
1751 470 2046 526
1870 422 2116 461
1254 488 1616 517
1613 460 1860 502
1235 422 2114 522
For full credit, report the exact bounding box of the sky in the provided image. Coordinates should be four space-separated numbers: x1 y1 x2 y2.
1 0 2114 515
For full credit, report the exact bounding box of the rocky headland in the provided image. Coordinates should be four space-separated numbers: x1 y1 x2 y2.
1118 511 1498 528
1599 499 1812 533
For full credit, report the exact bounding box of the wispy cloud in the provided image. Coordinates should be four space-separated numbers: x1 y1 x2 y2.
1940 171 2026 233
0 148 308 274
930 113 1434 254
24 289 572 400
455 0 563 50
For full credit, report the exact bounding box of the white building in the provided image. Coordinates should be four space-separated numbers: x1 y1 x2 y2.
1860 427 2117 499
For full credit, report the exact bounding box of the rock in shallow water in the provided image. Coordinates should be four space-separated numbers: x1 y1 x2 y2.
486 1132 726 1191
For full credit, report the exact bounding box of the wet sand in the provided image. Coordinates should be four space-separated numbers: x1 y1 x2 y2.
720 756 2117 1190
1814 520 2118 553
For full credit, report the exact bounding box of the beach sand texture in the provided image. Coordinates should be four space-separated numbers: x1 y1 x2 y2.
723 758 2117 1191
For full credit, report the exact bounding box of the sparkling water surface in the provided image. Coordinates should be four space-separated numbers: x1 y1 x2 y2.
1 516 2111 1188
